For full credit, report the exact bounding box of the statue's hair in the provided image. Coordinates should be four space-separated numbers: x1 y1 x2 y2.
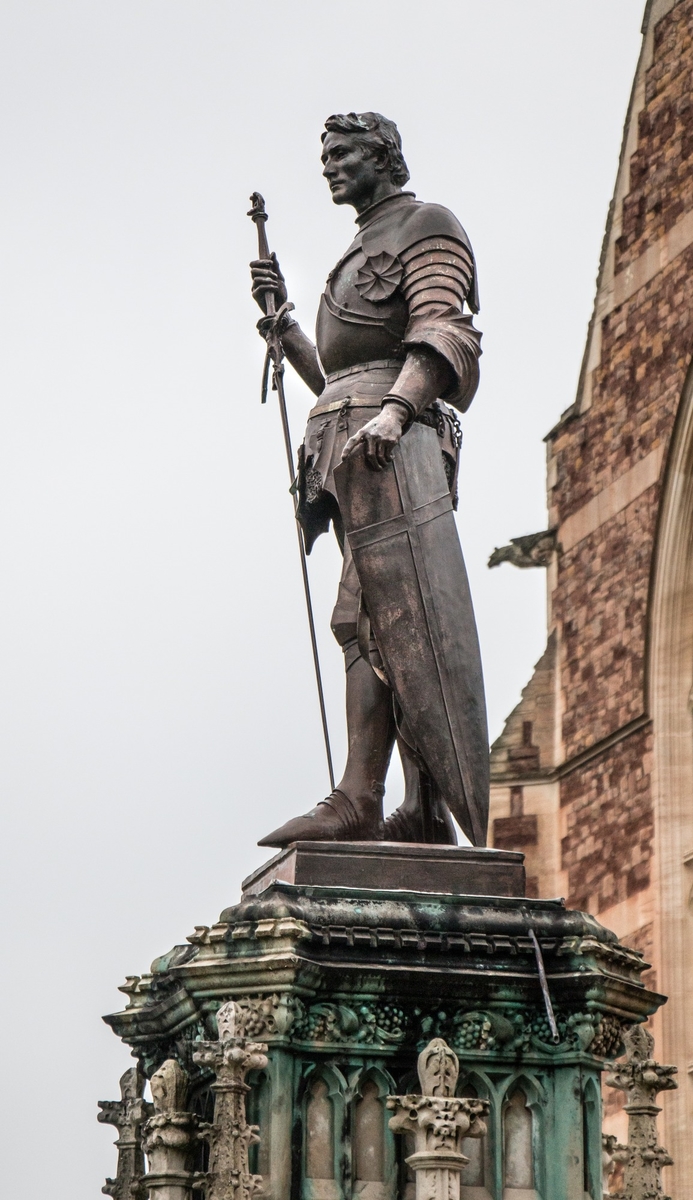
322 112 410 187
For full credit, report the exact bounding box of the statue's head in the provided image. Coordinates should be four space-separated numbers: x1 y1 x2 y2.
321 112 410 209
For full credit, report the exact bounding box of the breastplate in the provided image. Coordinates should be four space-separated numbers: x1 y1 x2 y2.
316 246 408 376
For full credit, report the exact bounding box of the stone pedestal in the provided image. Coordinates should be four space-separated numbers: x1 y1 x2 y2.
103 842 665 1200
241 842 525 899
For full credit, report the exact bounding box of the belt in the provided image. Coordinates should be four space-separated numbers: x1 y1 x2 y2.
323 358 404 384
309 396 382 418
309 396 446 421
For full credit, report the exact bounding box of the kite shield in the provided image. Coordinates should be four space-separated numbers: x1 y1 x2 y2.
333 423 489 846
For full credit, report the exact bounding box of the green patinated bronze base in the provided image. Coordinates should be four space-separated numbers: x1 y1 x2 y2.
104 844 664 1200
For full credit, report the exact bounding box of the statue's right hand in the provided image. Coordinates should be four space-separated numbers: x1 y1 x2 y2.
250 252 288 311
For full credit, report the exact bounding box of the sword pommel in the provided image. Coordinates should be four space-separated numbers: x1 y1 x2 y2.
248 191 267 224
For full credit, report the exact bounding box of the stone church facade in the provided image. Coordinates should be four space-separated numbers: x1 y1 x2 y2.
488 0 693 1188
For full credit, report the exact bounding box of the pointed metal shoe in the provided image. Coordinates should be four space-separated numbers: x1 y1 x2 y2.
258 788 384 848
383 776 457 845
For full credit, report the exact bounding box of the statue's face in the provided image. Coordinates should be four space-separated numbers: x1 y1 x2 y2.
321 131 383 208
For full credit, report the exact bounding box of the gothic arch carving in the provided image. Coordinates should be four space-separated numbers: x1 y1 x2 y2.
498 1075 543 1200
456 1071 493 1197
350 1067 396 1200
246 1067 271 1178
300 1066 346 1200
582 1076 601 1200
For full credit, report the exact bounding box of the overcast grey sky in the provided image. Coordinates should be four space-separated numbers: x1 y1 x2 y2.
0 2 644 1194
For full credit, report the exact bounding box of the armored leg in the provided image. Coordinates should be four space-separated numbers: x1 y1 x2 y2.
384 732 457 845
334 426 489 846
257 473 476 850
258 549 393 848
257 651 392 847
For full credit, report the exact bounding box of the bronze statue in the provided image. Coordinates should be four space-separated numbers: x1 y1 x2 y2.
250 112 488 848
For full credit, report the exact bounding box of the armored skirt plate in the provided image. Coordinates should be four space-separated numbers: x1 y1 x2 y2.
241 840 526 898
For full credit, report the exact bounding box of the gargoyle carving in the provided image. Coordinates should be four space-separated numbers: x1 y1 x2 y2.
488 528 558 569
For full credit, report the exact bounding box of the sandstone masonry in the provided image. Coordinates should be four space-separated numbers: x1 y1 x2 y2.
488 1 693 1186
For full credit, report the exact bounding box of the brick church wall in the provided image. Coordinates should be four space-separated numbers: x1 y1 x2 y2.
546 0 693 913
559 724 654 917
487 2 693 1172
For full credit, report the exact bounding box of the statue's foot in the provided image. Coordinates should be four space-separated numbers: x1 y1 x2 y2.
383 797 457 845
258 788 384 849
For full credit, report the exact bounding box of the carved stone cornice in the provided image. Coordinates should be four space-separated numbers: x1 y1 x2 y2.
104 885 663 1076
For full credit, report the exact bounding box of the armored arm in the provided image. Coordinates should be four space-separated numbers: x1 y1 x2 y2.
250 255 324 396
342 215 482 469
280 321 325 397
382 236 481 420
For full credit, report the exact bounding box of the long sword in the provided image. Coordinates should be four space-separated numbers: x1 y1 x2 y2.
248 192 335 791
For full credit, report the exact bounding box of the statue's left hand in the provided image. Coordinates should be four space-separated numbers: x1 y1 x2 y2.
341 402 408 471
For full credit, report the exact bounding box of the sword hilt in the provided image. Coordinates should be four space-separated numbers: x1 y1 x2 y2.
248 191 275 316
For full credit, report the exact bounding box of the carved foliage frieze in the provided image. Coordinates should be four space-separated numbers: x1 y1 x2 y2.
192 993 635 1063
419 1004 627 1058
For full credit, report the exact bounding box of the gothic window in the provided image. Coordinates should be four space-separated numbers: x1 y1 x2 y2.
582 1078 601 1200
353 1079 385 1187
458 1081 492 1199
189 1084 214 1176
304 1076 336 1197
502 1088 535 1197
395 1070 419 1200
247 1069 271 1177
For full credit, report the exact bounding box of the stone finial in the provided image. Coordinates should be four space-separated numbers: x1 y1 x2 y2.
388 1038 488 1200
193 1000 269 1200
417 1037 459 1098
98 1065 153 1200
149 1060 189 1116
216 999 241 1041
605 1025 677 1200
142 1060 198 1200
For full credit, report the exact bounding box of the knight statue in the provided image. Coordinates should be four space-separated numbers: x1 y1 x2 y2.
250 112 488 848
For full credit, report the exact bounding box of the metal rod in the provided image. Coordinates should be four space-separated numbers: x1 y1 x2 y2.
528 927 560 1043
248 192 335 791
260 346 271 405
273 361 335 790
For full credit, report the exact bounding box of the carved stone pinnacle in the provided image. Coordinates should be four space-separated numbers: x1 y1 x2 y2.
388 1038 489 1200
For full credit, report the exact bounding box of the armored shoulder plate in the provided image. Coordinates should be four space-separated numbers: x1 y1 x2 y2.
359 197 479 314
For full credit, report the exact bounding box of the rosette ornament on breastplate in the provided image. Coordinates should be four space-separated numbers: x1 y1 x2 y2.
354 251 404 303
